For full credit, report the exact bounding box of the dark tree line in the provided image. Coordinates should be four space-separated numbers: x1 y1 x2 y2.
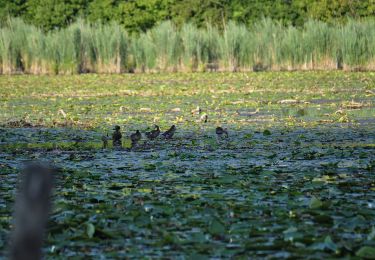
0 0 374 31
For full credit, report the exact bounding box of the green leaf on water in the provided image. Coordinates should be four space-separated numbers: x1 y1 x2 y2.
323 236 337 252
244 133 253 139
86 223 95 238
263 129 271 136
144 163 156 171
310 236 338 253
208 219 225 236
356 246 375 259
283 227 303 242
368 227 375 240
123 138 132 149
309 197 323 209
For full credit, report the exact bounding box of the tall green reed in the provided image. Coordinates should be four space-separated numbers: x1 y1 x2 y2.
1 18 375 74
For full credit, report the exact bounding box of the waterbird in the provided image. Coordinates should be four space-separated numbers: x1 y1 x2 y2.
200 113 208 123
216 127 228 138
130 130 142 146
162 125 176 139
145 125 160 140
101 133 109 149
112 125 122 148
191 106 202 115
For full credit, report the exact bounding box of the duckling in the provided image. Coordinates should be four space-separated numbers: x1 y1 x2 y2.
145 125 160 140
191 106 202 115
130 130 142 146
216 126 228 138
162 125 176 139
200 113 208 123
101 133 109 149
112 125 122 148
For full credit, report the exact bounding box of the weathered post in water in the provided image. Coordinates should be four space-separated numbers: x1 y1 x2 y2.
9 163 55 260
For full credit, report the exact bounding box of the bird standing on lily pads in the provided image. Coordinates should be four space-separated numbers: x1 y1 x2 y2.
130 130 142 147
101 133 109 149
162 125 176 139
145 125 160 140
216 127 228 138
112 125 122 148
191 106 202 115
200 113 208 123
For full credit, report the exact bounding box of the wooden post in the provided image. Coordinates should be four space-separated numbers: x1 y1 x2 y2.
10 163 55 260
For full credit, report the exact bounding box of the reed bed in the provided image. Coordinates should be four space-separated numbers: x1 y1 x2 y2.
1 18 375 74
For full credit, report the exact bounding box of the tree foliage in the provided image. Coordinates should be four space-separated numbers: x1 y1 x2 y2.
0 0 374 31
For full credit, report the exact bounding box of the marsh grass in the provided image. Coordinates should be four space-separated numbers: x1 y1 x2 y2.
1 18 375 74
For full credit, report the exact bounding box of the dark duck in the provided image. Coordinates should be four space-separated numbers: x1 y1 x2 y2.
112 125 122 148
145 125 160 140
130 130 142 147
101 133 109 149
216 126 228 138
162 125 176 139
